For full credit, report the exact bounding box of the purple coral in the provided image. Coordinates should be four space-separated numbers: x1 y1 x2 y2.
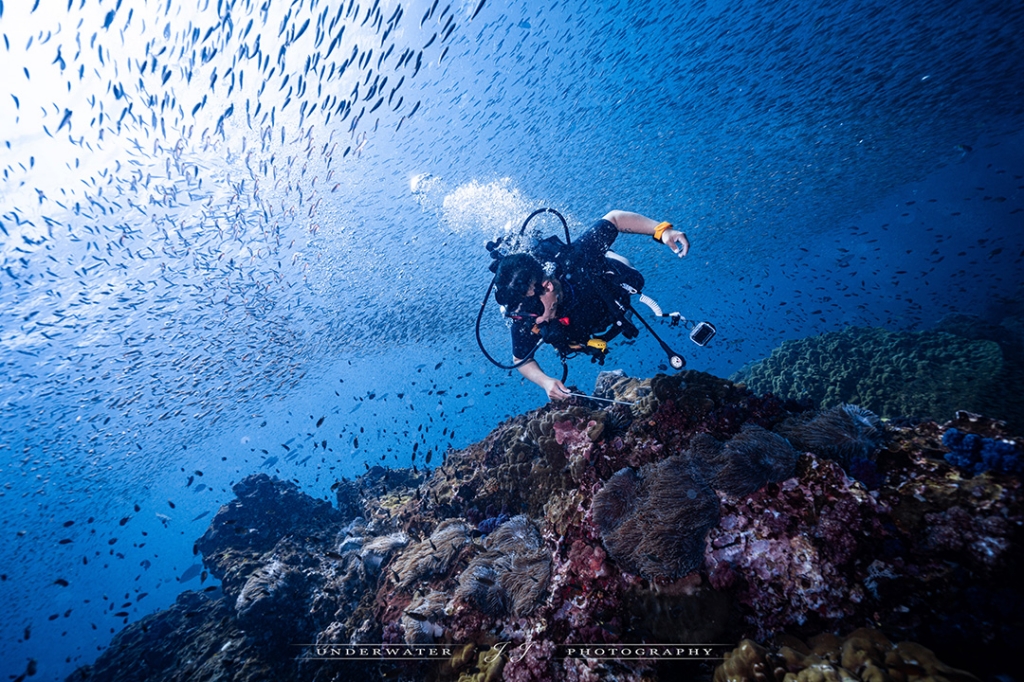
592 457 719 580
478 512 511 535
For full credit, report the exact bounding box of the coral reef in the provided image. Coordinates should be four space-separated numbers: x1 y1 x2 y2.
401 590 448 644
931 313 1024 430
69 369 1021 682
233 551 315 631
195 473 344 598
733 326 1003 422
714 628 981 682
64 591 269 682
390 518 472 590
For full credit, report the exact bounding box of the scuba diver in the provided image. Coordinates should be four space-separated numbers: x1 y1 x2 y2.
484 210 694 401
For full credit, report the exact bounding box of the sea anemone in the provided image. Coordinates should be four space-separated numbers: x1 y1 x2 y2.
592 456 719 580
695 424 799 496
778 404 884 468
453 515 551 618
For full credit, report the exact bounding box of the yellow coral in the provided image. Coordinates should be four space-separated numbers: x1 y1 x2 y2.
454 648 505 682
714 639 772 682
840 628 892 675
715 630 981 682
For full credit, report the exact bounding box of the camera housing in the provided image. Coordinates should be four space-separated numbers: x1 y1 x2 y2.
689 321 716 346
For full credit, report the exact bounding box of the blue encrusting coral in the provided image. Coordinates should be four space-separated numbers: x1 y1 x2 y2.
942 427 1023 476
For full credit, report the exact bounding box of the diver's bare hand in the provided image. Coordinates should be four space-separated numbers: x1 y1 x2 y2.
543 378 570 401
662 229 689 257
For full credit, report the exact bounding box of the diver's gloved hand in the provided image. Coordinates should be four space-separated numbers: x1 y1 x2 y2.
652 221 690 257
542 377 571 402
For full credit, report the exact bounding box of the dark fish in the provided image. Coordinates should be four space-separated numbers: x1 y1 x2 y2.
316 415 325 427
179 563 203 583
54 578 69 587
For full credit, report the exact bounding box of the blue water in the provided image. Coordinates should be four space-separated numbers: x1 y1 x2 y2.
1 0 1022 678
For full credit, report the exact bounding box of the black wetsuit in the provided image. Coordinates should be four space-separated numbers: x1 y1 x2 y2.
510 219 644 359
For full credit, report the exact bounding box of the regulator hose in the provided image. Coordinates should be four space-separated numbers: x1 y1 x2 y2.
475 208 571 372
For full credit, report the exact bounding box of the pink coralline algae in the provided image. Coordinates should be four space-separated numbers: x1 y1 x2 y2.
553 418 596 457
922 504 1014 569
500 638 557 682
705 454 889 639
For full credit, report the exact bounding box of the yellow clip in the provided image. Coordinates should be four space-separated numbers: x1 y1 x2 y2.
587 338 608 352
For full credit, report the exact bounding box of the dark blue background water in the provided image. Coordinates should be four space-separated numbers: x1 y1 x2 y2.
0 0 1021 678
